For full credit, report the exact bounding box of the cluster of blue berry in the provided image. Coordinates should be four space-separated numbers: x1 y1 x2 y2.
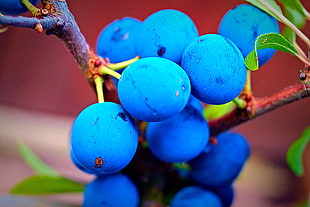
0 2 279 206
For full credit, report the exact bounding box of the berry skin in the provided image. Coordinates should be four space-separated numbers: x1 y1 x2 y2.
181 34 246 105
134 9 198 64
218 4 280 66
189 132 250 188
118 57 191 122
70 149 94 174
146 105 209 163
170 186 223 207
70 102 138 174
83 174 140 207
212 185 235 207
0 0 40 15
186 95 203 112
96 17 141 63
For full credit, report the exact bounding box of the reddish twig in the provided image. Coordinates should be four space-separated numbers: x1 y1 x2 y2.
209 80 310 136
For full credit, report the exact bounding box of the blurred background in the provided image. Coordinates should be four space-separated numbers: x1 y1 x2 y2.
0 0 309 206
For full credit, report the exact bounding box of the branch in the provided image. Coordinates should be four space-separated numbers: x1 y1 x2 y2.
0 0 309 136
0 0 118 102
0 15 57 31
209 80 310 136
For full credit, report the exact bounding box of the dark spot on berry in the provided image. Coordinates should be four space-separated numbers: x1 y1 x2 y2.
91 117 100 126
215 77 224 85
94 157 104 168
139 64 148 69
157 46 166 56
118 112 128 121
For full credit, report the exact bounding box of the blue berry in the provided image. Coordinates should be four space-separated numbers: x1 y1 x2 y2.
170 186 223 207
118 57 191 122
189 132 250 188
212 185 235 207
146 105 209 163
70 102 138 174
0 0 40 15
83 174 140 207
186 95 203 112
96 17 141 63
181 34 246 105
218 4 280 66
135 9 198 64
70 149 94 174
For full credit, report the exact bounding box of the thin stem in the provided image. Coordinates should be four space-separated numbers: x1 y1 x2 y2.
20 0 41 17
101 66 121 80
233 98 247 109
94 76 104 103
108 56 140 71
294 42 308 61
296 53 310 67
244 70 252 95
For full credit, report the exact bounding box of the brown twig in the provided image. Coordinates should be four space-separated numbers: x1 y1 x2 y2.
209 78 310 136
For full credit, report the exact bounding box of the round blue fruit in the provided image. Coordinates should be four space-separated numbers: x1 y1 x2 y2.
69 149 94 174
96 17 141 63
186 95 203 112
70 102 138 174
146 105 209 163
170 186 223 207
134 9 198 64
212 185 235 207
181 34 246 105
118 57 191 122
83 174 140 207
0 0 40 15
218 4 279 66
189 132 250 188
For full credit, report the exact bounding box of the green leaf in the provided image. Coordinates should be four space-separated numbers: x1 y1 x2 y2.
281 26 296 44
281 2 307 29
203 101 236 121
279 0 307 43
278 0 309 19
245 0 283 22
10 175 85 195
286 126 310 176
18 142 59 177
245 33 299 70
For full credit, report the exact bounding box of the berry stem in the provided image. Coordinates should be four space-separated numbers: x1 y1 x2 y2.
94 76 104 103
108 56 140 71
100 66 121 80
20 0 41 17
244 70 252 96
233 98 247 109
